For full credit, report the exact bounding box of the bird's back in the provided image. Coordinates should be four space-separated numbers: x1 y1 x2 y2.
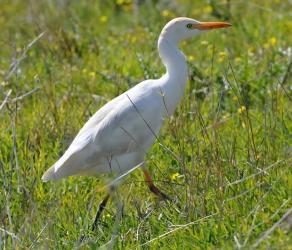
42 79 167 181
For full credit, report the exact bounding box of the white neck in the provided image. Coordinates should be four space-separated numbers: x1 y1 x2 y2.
158 36 187 79
157 34 188 114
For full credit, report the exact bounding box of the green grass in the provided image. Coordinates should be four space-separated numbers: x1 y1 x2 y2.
1 0 292 249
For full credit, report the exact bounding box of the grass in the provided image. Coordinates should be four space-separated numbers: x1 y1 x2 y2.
0 0 292 249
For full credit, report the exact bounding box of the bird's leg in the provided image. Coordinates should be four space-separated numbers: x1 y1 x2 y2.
78 193 111 243
91 193 110 231
143 169 171 200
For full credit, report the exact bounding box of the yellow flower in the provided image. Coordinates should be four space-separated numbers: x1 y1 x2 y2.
171 172 179 181
235 57 242 63
237 105 246 114
219 51 227 58
188 55 195 62
116 0 124 5
263 37 277 49
89 71 96 78
218 51 227 63
100 16 108 23
161 9 171 17
263 43 270 49
269 37 277 46
200 40 208 46
203 5 213 14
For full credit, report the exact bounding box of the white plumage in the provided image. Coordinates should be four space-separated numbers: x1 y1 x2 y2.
42 17 231 182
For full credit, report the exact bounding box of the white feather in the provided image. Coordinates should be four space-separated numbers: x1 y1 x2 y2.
42 17 231 182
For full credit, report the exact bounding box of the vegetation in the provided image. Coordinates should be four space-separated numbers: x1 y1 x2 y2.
0 0 291 249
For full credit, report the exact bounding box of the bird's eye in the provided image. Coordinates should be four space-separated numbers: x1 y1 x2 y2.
186 23 193 29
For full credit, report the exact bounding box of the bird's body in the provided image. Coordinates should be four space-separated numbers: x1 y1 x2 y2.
42 74 186 180
42 20 190 182
42 80 164 179
42 17 231 229
42 17 231 185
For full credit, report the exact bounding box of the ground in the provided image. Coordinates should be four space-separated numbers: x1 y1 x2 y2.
0 0 292 249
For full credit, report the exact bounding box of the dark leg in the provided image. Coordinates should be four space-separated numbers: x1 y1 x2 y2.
91 194 110 231
78 193 111 243
143 169 171 200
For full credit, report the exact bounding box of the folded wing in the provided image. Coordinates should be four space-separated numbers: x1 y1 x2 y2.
42 83 163 181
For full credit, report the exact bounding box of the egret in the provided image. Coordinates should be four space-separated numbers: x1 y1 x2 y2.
42 17 231 229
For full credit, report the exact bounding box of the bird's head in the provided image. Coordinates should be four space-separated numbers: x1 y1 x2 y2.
160 17 231 43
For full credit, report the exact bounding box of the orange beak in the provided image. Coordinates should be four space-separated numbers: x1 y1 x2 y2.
193 22 232 30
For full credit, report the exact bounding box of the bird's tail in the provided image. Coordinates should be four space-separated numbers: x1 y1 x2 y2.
41 165 57 182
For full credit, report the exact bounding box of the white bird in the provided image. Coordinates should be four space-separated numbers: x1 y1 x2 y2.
42 17 231 229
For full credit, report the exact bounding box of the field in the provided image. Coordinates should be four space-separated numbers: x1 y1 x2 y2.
0 0 292 249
